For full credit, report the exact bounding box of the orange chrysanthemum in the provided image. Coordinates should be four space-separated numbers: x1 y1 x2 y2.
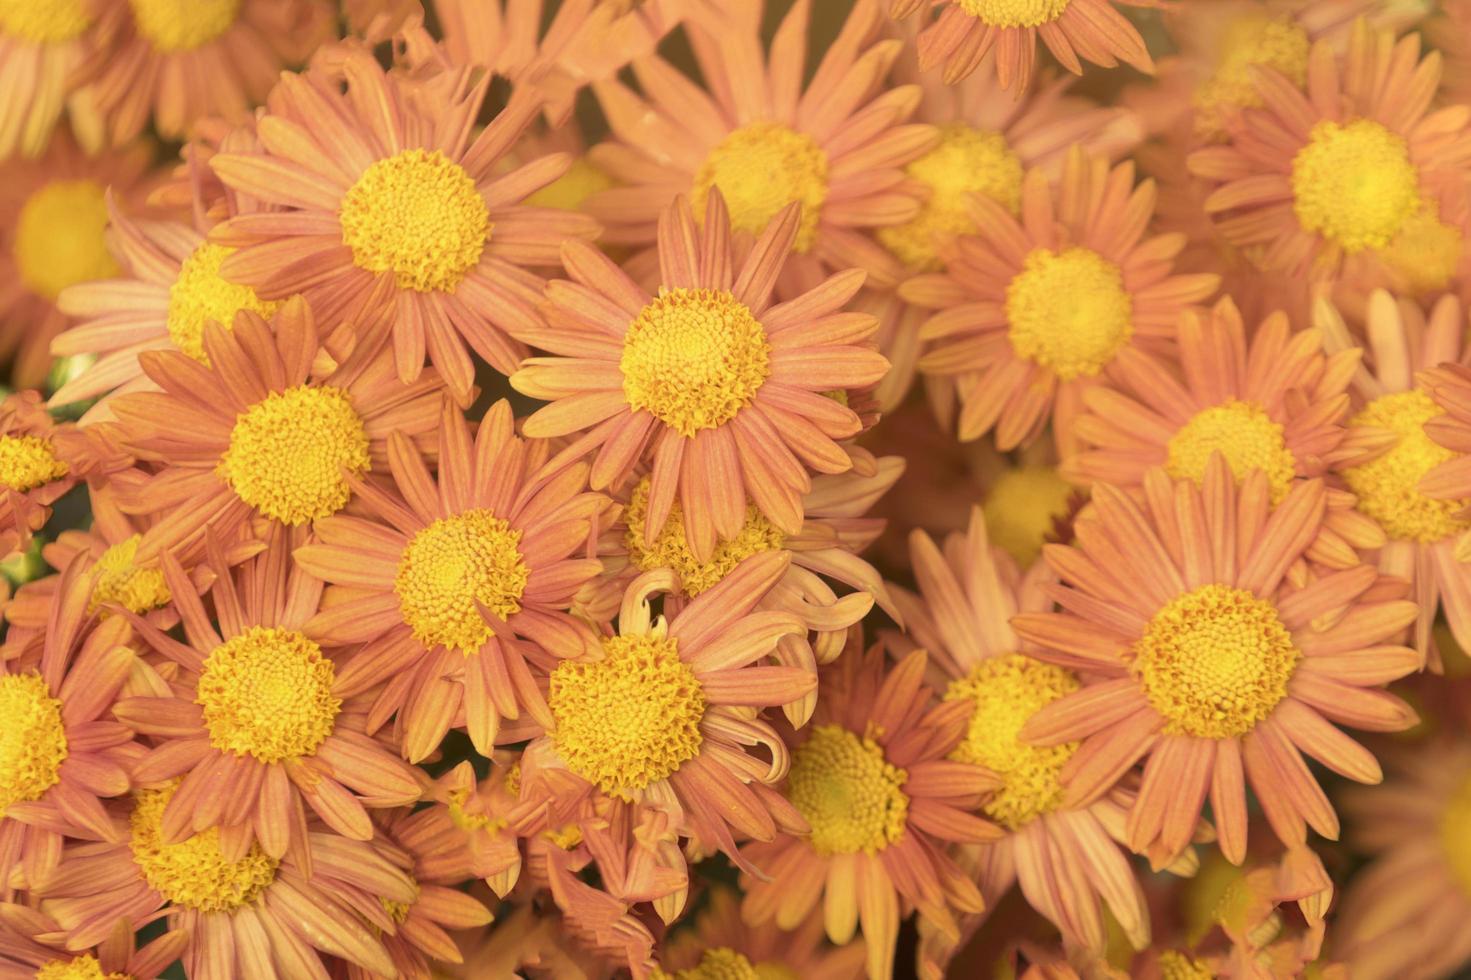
0 0 106 159
0 904 186 980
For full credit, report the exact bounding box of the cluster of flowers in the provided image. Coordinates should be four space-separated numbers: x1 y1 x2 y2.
7 0 1471 978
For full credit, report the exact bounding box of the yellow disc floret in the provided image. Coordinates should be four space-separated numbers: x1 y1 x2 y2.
1166 400 1298 504
395 509 530 654
1379 205 1465 296
525 156 614 211
34 956 129 980
1343 389 1470 543
220 384 370 525
1006 247 1133 381
548 630 706 797
944 654 1079 830
14 180 119 300
1439 773 1471 897
129 781 278 911
1192 15 1309 141
666 948 761 980
339 148 489 293
787 724 909 856
692 123 829 253
878 124 1024 269
0 434 67 492
90 534 171 615
983 465 1075 566
166 243 279 363
0 671 67 815
1133 585 1298 739
195 626 341 763
957 0 1069 27
623 478 786 596
1156 950 1216 980
129 0 238 51
1291 119 1420 254
0 0 92 43
620 288 771 437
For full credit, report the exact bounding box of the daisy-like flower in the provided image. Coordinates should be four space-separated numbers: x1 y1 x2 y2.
209 51 598 399
0 904 187 980
0 0 107 159
893 508 1162 960
656 886 868 979
1334 738 1471 979
108 298 444 559
85 0 335 144
1189 20 1471 282
39 784 416 978
0 130 157 390
522 553 814 872
1318 290 1471 661
1013 460 1421 863
903 148 1219 448
584 0 936 289
890 0 1156 91
413 758 536 896
514 192 888 563
113 540 422 857
294 398 606 761
0 391 114 560
739 643 999 980
0 563 141 899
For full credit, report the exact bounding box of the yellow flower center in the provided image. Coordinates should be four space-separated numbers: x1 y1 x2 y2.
0 435 67 492
1439 773 1471 897
983 465 1075 567
446 786 506 834
878 125 1024 270
1291 119 1420 254
620 288 771 438
548 632 706 797
339 148 489 294
195 626 341 764
1166 400 1297 504
1192 15 1309 140
14 180 119 301
129 781 278 912
34 956 129 980
220 385 370 526
381 880 418 925
1133 585 1298 740
956 0 1069 27
1378 204 1465 297
623 478 786 597
128 0 238 51
525 156 614 211
1157 951 1216 980
394 509 529 655
90 534 172 615
692 122 829 253
944 654 1079 831
166 243 279 364
0 671 67 816
0 0 92 43
1006 247 1133 381
1342 389 1470 543
787 724 909 856
667 949 760 980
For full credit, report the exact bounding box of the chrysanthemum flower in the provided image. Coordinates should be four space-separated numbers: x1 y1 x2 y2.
513 192 888 561
113 542 421 857
108 298 444 558
891 0 1156 91
39 784 416 978
522 553 813 870
1334 738 1471 979
980 458 1080 567
0 904 187 980
657 886 868 979
1189 21 1471 282
0 130 158 390
209 52 598 399
1318 290 1471 660
0 564 141 899
294 398 606 761
739 643 998 980
903 149 1219 447
0 0 107 159
584 0 936 289
84 0 335 144
410 758 542 896
0 391 116 560
1013 461 1420 862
